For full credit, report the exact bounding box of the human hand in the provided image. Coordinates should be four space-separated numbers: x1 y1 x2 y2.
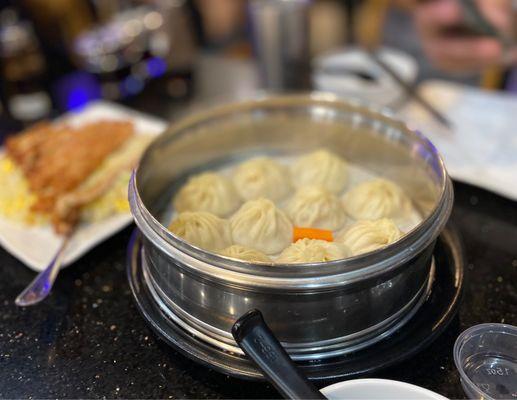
414 0 516 72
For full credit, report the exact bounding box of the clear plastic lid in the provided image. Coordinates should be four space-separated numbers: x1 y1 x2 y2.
453 323 517 399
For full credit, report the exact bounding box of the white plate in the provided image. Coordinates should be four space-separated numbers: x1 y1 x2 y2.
401 80 517 201
0 101 167 271
313 47 418 108
321 378 448 400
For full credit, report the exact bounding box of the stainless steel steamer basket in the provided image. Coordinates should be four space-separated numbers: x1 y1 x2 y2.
129 93 453 361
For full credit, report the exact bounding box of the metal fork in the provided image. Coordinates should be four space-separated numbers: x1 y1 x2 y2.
15 233 72 306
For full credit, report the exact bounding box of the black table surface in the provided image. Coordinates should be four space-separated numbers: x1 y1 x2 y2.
0 107 516 398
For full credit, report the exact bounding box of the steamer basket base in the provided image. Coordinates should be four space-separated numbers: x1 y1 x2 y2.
127 228 464 381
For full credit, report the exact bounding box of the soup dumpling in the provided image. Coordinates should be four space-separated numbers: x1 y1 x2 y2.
291 149 348 193
343 178 410 220
174 172 241 217
287 185 346 230
277 238 350 264
230 198 292 254
219 245 271 263
336 218 402 256
168 211 232 251
233 157 291 202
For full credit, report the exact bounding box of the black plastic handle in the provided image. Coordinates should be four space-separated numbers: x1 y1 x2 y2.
232 309 326 400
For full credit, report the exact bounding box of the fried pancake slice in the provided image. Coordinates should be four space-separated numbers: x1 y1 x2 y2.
6 120 134 232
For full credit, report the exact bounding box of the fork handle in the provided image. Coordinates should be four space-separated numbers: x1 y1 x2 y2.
15 236 71 307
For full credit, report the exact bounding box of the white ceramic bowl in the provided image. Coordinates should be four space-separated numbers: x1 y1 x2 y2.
313 47 418 108
321 379 448 400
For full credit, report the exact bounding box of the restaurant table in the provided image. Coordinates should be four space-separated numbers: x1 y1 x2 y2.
0 57 516 399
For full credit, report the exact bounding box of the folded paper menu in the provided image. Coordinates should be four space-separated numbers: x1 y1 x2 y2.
400 80 517 201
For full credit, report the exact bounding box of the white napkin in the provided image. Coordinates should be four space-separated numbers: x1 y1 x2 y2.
400 80 517 201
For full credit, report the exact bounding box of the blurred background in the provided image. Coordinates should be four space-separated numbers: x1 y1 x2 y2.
0 0 515 129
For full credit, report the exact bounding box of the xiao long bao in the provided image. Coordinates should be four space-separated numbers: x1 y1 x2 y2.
343 178 410 220
287 185 346 231
168 211 232 251
218 245 271 263
232 157 292 202
291 149 348 193
277 238 350 263
230 198 293 255
337 218 403 256
166 148 420 264
174 172 241 217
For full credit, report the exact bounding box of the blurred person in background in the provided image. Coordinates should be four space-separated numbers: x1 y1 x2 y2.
194 0 246 51
18 0 94 78
413 0 517 89
194 0 349 56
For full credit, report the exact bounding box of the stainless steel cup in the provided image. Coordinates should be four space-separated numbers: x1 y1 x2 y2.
248 0 311 90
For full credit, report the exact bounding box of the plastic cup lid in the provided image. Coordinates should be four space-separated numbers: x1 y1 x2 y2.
453 323 517 400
